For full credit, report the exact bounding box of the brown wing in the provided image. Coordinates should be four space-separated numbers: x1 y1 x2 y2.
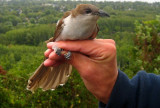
89 23 99 39
46 11 71 43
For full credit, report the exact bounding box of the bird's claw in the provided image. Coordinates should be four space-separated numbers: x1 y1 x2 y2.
55 48 64 56
64 51 71 60
52 46 63 56
52 45 71 60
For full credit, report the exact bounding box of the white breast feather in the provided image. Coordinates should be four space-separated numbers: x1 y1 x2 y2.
56 14 96 41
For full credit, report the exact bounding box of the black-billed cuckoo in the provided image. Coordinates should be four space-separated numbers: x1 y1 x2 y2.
27 4 109 92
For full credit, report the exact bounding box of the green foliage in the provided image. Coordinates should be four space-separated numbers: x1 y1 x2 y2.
134 16 160 74
0 44 98 107
0 21 13 33
0 24 55 46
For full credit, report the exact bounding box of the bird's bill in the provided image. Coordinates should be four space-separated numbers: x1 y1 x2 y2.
98 10 110 17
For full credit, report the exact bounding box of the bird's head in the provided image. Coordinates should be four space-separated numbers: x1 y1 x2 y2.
72 4 110 21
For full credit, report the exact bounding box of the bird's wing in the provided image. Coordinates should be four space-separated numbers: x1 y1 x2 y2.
27 62 72 92
38 62 72 91
27 11 73 92
46 11 71 43
52 11 71 41
89 23 99 39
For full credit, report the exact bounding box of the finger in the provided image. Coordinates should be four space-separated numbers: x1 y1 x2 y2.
47 39 115 49
47 42 54 49
47 39 115 51
44 49 53 57
96 39 115 45
47 40 97 55
49 51 64 61
44 59 56 67
51 61 63 67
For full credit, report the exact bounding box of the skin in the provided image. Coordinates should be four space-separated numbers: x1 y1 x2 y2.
44 39 118 104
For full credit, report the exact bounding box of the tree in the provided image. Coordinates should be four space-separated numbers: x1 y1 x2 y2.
134 16 160 73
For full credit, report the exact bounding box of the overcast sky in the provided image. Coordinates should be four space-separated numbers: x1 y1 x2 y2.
95 0 160 3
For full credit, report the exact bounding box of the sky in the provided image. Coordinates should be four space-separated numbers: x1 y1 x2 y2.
95 0 160 3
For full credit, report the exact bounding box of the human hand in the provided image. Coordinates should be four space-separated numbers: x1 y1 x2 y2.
44 39 118 104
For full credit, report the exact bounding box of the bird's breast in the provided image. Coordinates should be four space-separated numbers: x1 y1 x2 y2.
56 15 97 41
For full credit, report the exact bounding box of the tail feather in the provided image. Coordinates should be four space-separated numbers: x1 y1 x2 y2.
38 67 54 90
43 62 71 90
27 63 50 91
27 62 72 92
59 63 72 84
50 68 62 89
42 67 60 90
28 63 50 83
66 64 72 77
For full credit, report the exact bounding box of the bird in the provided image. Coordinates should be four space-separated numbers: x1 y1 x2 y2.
27 4 110 92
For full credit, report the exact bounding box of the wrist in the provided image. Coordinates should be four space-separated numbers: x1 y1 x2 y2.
99 70 118 104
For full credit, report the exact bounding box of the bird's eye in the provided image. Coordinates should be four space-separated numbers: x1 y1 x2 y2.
85 9 92 14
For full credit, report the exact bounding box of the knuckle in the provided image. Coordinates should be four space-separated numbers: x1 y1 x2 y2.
49 52 53 58
108 39 116 45
104 43 116 52
44 51 49 57
49 52 58 60
103 43 116 57
44 52 47 56
109 44 116 53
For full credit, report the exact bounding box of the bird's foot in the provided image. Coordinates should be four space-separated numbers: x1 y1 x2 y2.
52 45 71 60
64 51 71 60
52 45 64 56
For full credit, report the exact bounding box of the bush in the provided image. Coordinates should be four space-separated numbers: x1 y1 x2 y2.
0 44 98 107
0 24 55 46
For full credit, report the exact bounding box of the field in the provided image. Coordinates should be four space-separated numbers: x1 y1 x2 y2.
0 0 160 107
